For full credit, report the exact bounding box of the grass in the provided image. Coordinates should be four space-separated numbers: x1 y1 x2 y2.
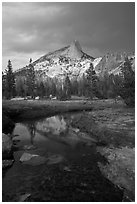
2 98 126 119
2 99 93 121
68 102 135 201
70 105 135 148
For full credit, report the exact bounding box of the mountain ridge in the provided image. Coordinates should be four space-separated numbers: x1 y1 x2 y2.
33 40 95 66
14 41 135 80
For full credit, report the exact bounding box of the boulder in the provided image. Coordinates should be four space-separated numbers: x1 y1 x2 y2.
20 152 47 166
2 114 15 134
2 159 14 169
2 133 13 159
20 152 38 162
23 156 47 166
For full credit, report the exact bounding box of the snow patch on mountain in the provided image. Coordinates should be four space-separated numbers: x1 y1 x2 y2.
92 57 102 68
34 57 91 79
14 41 134 80
32 40 95 80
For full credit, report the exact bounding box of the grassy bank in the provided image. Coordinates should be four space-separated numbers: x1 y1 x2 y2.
2 99 94 121
68 102 135 201
2 98 126 120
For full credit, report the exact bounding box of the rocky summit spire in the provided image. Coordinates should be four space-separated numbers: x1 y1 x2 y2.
67 40 83 59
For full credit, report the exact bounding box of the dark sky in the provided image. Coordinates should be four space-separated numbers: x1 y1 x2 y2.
2 2 135 70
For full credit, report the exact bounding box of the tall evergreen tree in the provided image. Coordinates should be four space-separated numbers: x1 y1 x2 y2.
2 72 7 98
51 81 56 96
82 73 88 96
102 71 110 98
29 58 32 64
64 75 71 99
5 60 16 99
39 81 45 98
109 74 123 100
95 72 112 99
120 57 135 106
16 76 26 97
26 63 35 98
71 79 78 95
86 64 93 98
86 63 98 99
91 68 98 97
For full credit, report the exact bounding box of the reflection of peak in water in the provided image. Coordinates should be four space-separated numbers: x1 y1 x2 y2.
36 116 67 135
34 115 96 148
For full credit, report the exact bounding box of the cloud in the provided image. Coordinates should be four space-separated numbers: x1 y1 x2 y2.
2 3 68 53
3 51 44 71
2 2 135 70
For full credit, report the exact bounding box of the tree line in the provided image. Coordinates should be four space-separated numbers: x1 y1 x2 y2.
2 58 135 106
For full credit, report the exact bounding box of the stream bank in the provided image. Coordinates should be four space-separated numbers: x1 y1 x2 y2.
2 99 135 202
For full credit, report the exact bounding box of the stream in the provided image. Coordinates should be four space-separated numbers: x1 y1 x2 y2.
2 112 124 202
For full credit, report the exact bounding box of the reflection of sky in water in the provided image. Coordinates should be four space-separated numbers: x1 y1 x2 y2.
36 116 67 135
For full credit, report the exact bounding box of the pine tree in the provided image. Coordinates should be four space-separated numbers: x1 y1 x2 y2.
29 58 32 64
26 63 35 98
51 82 56 96
86 64 93 98
71 79 78 95
39 81 45 98
2 72 7 98
95 72 112 99
109 74 123 101
5 60 16 99
91 68 98 97
86 63 98 99
16 76 27 97
102 71 110 98
82 73 88 97
64 75 71 99
120 57 135 106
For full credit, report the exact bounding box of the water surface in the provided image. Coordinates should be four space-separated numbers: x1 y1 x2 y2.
3 113 123 202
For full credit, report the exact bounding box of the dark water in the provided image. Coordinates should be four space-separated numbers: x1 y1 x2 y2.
2 113 123 202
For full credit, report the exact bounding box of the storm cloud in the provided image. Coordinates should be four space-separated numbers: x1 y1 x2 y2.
2 2 135 70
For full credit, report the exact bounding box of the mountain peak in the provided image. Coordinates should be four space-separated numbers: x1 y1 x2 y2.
71 40 82 51
67 40 83 59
